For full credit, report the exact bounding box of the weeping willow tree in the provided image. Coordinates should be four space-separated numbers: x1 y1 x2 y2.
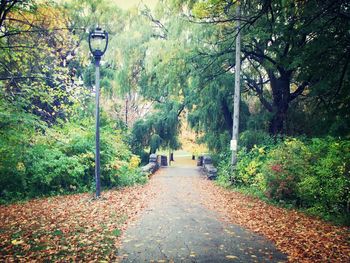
131 101 182 159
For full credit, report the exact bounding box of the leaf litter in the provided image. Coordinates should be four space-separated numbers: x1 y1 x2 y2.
196 179 350 262
1 166 349 262
0 182 157 262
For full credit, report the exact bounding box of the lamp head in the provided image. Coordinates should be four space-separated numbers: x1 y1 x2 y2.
89 26 108 59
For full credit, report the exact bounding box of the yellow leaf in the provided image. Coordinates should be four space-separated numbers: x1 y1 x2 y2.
11 239 24 245
226 255 238 260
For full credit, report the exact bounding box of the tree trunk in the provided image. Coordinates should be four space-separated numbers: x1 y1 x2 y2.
268 70 291 135
221 98 233 136
269 109 287 135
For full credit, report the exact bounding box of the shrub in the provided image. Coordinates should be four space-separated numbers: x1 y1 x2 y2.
216 135 350 224
215 145 268 191
117 166 147 187
298 138 350 219
0 100 42 201
262 138 311 203
239 130 275 150
0 114 146 203
215 151 232 187
25 145 87 196
235 145 267 189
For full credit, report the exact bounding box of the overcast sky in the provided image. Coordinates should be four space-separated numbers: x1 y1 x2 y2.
113 0 158 10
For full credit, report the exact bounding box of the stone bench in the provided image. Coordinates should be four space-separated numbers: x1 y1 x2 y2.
141 154 168 175
141 154 159 175
199 155 217 180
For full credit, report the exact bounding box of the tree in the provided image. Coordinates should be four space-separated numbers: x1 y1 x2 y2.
0 1 84 124
176 0 350 136
114 1 248 152
131 101 182 155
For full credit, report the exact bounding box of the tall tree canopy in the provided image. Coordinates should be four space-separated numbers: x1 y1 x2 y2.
184 0 350 136
0 1 85 124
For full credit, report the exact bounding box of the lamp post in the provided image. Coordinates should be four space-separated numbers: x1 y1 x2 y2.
89 26 108 198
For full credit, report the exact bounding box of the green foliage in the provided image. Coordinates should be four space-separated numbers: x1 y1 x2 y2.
215 151 232 188
0 107 146 203
263 139 311 203
117 166 147 187
131 101 182 155
24 146 86 196
239 130 275 151
297 138 350 219
217 136 350 225
236 146 268 191
150 134 162 154
169 0 350 137
0 98 42 200
0 2 85 124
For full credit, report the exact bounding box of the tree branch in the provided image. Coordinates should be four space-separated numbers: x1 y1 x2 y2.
289 81 309 102
243 73 273 112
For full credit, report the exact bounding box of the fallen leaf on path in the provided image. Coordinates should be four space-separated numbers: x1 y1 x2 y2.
226 255 238 259
197 179 350 262
0 180 159 261
11 239 24 245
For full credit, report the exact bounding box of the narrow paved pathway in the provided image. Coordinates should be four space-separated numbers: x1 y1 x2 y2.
118 157 287 262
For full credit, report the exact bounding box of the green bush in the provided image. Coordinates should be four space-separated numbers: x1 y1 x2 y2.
25 145 87 196
235 146 267 189
239 130 275 150
0 109 146 203
261 137 350 221
216 135 350 224
216 145 268 191
298 138 350 219
215 151 232 187
0 99 41 200
117 166 147 187
262 138 311 203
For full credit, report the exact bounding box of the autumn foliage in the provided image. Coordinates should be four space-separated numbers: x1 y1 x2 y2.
0 184 156 261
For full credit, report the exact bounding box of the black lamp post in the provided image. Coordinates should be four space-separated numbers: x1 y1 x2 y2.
88 26 108 198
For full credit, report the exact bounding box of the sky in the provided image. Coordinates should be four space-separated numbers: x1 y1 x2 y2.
113 0 159 10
